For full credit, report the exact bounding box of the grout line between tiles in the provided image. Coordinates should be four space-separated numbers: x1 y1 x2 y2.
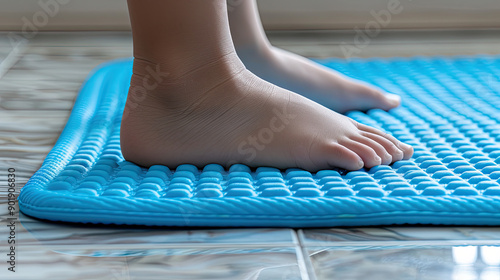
292 229 311 280
295 229 317 280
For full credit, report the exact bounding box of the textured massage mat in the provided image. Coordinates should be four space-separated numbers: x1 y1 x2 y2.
19 56 500 227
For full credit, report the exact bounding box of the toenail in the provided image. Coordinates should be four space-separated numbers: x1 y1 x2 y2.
386 93 401 105
384 153 392 161
402 143 412 150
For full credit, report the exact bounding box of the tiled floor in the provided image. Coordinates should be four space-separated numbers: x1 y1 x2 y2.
1 31 500 280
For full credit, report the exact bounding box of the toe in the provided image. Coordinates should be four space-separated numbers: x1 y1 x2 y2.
344 82 400 111
342 139 382 168
321 142 364 171
352 135 392 165
356 123 414 160
384 93 401 108
402 144 414 160
365 89 400 111
361 131 404 162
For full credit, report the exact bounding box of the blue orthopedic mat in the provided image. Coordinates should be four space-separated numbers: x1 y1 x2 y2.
19 56 500 227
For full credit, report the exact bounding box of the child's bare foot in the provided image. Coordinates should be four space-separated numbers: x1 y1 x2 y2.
229 0 400 113
121 53 413 171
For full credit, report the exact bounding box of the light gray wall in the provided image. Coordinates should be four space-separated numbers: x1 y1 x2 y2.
0 0 499 31
259 0 500 29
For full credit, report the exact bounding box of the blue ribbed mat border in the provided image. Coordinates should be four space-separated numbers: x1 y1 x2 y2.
19 56 500 227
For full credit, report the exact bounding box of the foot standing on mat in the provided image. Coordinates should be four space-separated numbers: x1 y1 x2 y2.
120 0 413 172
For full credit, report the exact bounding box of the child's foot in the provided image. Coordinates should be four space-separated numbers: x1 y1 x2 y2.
237 46 401 113
121 53 412 171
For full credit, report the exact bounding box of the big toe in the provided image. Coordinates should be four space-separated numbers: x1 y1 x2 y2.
381 93 401 110
344 82 401 111
399 142 414 160
309 142 364 171
361 88 400 111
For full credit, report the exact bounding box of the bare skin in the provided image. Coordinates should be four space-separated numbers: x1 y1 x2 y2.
121 0 413 172
228 0 401 113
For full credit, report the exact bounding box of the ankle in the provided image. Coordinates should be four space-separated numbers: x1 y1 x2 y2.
136 50 247 83
128 51 247 108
